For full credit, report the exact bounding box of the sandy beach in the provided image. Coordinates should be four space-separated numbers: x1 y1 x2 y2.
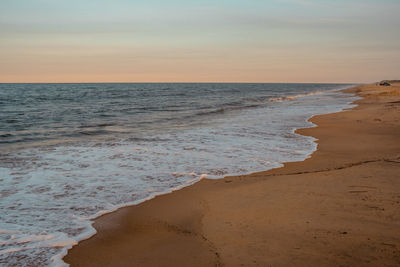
64 82 400 266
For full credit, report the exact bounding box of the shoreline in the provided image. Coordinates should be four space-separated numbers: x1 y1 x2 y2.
52 88 355 265
64 83 400 266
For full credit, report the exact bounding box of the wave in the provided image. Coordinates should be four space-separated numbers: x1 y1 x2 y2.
269 90 327 102
194 104 263 117
78 123 116 128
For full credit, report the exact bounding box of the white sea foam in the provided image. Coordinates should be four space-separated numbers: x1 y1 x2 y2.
0 88 359 266
269 90 328 102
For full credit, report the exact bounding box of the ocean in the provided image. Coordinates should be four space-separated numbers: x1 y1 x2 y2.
0 83 358 266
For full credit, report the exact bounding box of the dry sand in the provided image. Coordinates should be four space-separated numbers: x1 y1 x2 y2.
64 83 400 267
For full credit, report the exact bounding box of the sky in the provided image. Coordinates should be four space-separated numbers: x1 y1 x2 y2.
0 0 399 83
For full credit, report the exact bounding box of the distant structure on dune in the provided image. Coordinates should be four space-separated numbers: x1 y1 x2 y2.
379 81 391 86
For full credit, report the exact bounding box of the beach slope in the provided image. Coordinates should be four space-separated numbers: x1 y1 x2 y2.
65 83 400 266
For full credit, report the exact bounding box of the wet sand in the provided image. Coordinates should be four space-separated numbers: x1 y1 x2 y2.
64 83 400 266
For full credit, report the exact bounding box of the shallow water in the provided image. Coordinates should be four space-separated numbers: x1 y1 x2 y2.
0 83 358 266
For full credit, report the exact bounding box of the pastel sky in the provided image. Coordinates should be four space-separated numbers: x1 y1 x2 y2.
0 0 399 83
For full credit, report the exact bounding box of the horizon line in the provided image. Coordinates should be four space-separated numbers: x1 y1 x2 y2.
0 81 365 84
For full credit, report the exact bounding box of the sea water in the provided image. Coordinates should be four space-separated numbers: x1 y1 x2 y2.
0 83 359 266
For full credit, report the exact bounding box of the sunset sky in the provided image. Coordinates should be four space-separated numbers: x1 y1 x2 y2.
0 0 399 83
